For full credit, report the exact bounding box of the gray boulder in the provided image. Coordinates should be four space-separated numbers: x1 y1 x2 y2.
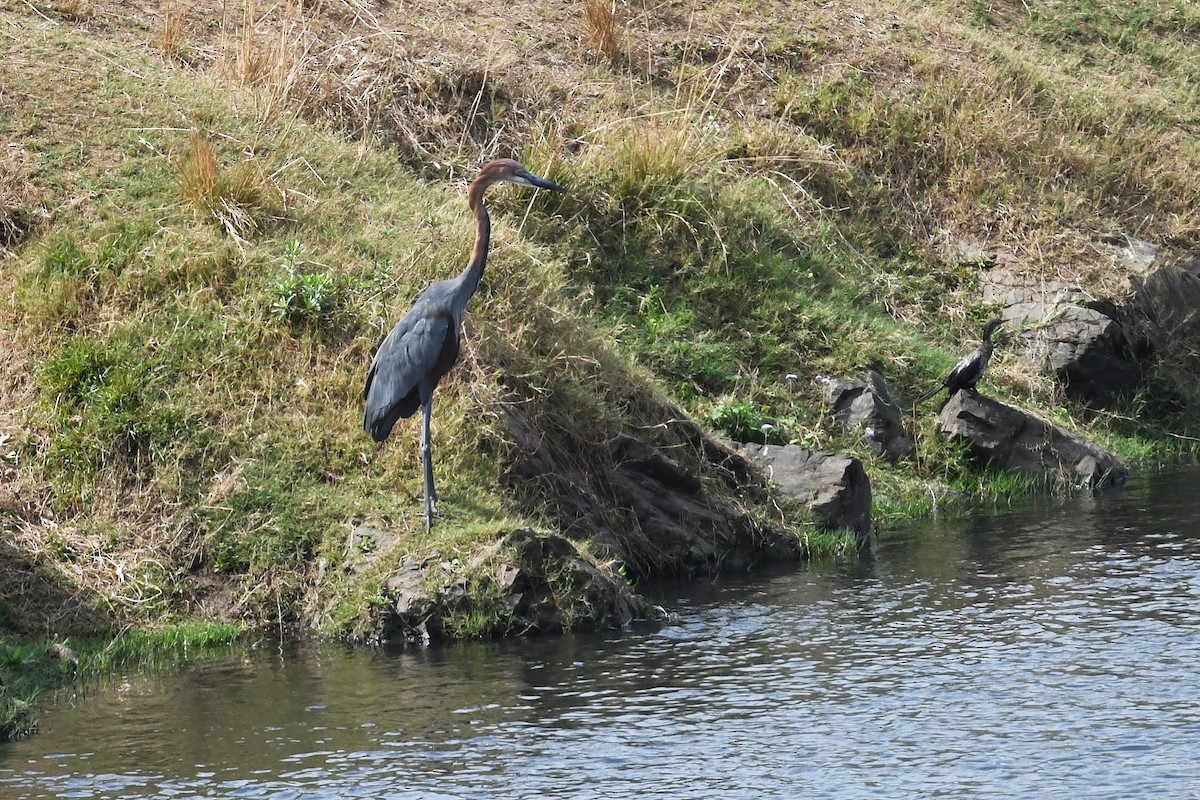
1024 304 1142 404
823 371 914 461
381 556 439 642
1104 233 1161 274
978 262 1141 406
937 392 1127 488
344 525 400 574
1129 261 1200 347
737 444 872 541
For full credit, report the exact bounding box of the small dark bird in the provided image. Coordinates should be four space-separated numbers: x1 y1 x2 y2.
916 318 1004 404
363 159 566 530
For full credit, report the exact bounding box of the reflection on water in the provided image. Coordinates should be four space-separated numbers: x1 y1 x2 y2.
3 468 1200 799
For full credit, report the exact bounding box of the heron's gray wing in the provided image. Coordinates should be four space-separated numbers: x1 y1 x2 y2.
363 307 452 441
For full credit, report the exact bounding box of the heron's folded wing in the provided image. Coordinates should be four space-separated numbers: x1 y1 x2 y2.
363 309 451 438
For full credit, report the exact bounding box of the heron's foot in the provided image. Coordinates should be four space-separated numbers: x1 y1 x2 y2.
424 497 442 531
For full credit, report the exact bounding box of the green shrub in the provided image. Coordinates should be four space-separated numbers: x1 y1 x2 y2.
270 239 346 323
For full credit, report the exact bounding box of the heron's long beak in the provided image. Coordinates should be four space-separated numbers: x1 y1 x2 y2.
516 169 567 193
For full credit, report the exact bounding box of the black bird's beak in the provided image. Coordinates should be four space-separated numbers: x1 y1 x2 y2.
518 169 567 193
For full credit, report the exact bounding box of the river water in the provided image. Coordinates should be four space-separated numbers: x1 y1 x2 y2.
2 468 1199 799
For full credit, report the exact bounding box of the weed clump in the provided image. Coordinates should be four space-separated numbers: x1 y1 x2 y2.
158 4 188 63
177 130 275 242
582 0 623 63
269 240 349 325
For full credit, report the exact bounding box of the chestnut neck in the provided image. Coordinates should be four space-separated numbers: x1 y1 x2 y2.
456 176 494 305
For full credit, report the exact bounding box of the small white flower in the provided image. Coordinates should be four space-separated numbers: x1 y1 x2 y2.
865 426 876 439
760 423 774 434
785 373 799 382
815 375 831 385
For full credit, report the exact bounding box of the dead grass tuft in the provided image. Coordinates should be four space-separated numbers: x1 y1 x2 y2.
51 0 89 20
583 0 623 63
219 0 316 121
0 206 36 253
158 4 188 63
177 130 275 242
0 135 45 255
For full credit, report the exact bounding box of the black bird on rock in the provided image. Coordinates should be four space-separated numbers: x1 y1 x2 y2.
916 318 1004 405
363 159 567 531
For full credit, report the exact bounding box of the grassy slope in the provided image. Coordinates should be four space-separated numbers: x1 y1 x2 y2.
3 0 1200 666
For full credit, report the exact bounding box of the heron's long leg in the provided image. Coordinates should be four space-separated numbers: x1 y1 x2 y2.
420 397 439 531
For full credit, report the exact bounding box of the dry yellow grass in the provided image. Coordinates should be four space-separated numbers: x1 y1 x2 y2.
177 130 275 242
582 0 623 62
158 3 187 61
51 0 88 20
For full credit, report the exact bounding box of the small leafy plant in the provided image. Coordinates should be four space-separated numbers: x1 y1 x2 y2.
704 401 788 444
270 239 345 323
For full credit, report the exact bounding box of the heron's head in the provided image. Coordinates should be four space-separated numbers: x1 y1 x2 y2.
982 318 1004 339
478 158 567 193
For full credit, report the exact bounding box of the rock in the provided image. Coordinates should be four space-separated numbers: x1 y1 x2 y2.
1024 304 1142 405
608 432 701 494
503 529 645 634
1127 259 1200 404
49 642 78 666
978 263 1141 406
1101 233 1161 274
737 444 872 541
937 392 1127 488
381 557 438 643
823 371 914 461
1129 259 1200 349
377 529 647 644
503 406 801 577
344 525 399 574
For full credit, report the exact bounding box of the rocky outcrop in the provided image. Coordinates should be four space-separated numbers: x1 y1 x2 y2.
967 234 1200 408
737 444 872 542
978 260 1141 406
823 371 914 461
504 406 803 576
1129 256 1200 344
377 528 647 645
362 397 819 644
937 392 1127 488
1126 254 1200 404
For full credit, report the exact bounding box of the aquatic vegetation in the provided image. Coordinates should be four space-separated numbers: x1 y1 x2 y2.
0 623 245 741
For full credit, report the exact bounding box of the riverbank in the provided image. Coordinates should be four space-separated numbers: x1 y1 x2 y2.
5 467 1198 796
3 0 1200 737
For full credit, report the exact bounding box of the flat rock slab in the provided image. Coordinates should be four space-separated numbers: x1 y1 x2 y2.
938 393 1127 488
738 444 872 538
